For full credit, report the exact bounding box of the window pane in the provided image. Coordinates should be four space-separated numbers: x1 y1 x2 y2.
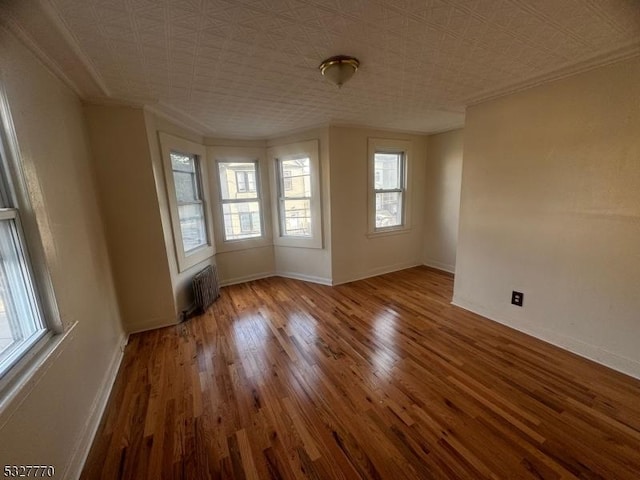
178 204 207 251
281 158 311 198
218 162 258 200
222 201 262 240
282 199 312 237
375 192 403 228
170 152 196 173
0 219 46 375
374 153 402 190
173 171 198 203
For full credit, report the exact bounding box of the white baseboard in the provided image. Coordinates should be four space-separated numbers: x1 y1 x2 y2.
332 261 420 286
451 296 640 381
127 317 179 335
220 271 332 287
219 271 274 287
276 271 332 286
64 333 128 479
422 259 456 274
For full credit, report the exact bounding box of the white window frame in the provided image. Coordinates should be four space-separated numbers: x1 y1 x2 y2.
268 139 322 249
159 132 215 272
368 138 412 237
0 84 64 400
208 146 271 252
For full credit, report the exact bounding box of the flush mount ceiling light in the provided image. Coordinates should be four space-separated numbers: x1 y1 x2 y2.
319 55 360 88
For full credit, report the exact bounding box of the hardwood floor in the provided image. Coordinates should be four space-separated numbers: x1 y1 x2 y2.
81 266 640 479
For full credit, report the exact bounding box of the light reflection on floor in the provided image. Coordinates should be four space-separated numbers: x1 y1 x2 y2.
370 308 400 381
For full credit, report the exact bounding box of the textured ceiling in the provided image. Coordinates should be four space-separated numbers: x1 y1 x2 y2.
24 0 640 137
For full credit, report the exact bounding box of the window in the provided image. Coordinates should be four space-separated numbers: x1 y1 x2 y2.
374 152 405 229
268 139 322 249
217 161 263 241
368 138 411 235
277 157 312 237
159 133 214 272
0 131 57 382
0 209 47 379
170 152 207 252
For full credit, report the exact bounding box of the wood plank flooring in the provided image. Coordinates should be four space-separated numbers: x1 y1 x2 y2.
81 266 640 479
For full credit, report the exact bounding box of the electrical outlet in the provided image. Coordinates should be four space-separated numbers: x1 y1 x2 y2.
511 291 524 307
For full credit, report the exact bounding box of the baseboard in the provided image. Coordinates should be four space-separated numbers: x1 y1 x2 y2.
276 271 332 286
451 296 640 381
422 259 456 274
219 271 274 287
64 333 128 479
127 317 179 335
332 261 420 286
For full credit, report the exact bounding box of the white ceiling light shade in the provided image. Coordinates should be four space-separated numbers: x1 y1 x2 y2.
319 55 360 88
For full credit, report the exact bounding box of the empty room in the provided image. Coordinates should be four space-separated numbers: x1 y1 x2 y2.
0 0 639 478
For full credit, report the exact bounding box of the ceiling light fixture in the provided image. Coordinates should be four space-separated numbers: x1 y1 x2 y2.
319 55 360 88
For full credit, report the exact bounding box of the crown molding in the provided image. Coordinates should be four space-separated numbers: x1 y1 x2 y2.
0 0 109 99
328 120 466 137
39 0 110 96
144 103 213 138
465 42 640 107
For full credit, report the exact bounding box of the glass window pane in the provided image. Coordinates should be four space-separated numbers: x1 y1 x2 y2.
374 153 402 190
282 199 312 237
281 158 311 198
375 192 403 228
218 162 258 200
178 204 207 252
222 201 262 240
0 219 46 374
173 171 198 203
170 152 196 173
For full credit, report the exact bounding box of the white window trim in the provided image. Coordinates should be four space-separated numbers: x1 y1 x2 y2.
0 82 64 400
159 132 215 272
268 139 322 249
207 146 272 253
367 138 413 237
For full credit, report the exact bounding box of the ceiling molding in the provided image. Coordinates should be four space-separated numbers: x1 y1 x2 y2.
0 0 109 99
328 121 466 137
39 0 110 96
465 42 640 107
144 103 213 138
0 19 82 98
83 96 148 109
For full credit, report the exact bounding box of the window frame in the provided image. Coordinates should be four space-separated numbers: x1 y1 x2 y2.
276 157 313 238
159 132 215 272
368 138 412 237
216 158 264 242
0 84 64 399
208 146 272 253
268 139 322 249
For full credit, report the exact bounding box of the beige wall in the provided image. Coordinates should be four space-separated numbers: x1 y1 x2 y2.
423 129 463 273
329 126 428 284
454 56 640 378
0 28 124 475
85 105 177 332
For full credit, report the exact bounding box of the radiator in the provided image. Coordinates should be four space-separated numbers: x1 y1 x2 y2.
192 265 220 313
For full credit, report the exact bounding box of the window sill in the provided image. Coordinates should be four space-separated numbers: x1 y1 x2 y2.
0 321 77 421
366 227 412 239
178 243 215 272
